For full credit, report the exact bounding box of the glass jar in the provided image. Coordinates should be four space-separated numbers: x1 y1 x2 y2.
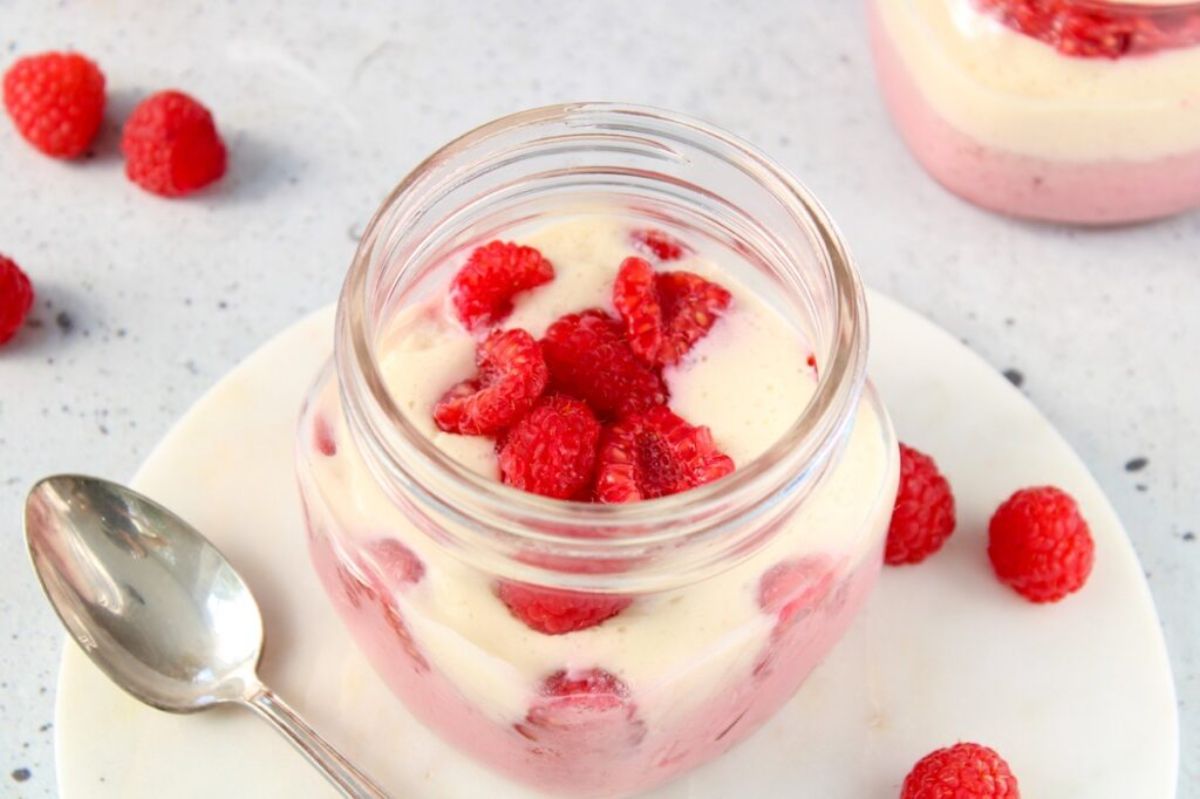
870 0 1200 224
296 104 898 797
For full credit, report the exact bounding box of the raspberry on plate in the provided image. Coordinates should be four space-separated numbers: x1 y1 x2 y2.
0 255 35 346
3 51 105 158
901 742 1020 799
988 485 1094 603
433 328 548 435
630 228 689 261
497 582 631 635
594 406 735 503
499 395 601 500
450 241 554 330
613 257 732 366
541 309 667 419
885 443 957 565
120 90 227 197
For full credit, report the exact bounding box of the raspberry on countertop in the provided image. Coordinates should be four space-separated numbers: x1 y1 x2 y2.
121 90 226 197
0 255 35 346
3 51 105 158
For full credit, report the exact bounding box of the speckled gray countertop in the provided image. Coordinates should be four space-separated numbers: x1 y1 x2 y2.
1 1 1196 796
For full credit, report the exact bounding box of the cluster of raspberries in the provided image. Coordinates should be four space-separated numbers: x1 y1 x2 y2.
2 49 230 348
434 232 735 505
3 50 226 195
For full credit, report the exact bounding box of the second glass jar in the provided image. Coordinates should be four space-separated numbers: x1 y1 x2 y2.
870 0 1200 224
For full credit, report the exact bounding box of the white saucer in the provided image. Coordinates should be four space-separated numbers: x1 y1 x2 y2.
54 293 1178 798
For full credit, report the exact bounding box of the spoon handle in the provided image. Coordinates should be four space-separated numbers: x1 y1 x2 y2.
244 684 392 799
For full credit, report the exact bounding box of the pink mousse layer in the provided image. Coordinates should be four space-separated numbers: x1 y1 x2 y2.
304 496 881 798
869 5 1200 225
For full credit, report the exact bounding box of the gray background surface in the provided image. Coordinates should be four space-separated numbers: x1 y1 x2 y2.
1 1 1195 795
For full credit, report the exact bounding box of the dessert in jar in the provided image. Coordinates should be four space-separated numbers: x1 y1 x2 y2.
295 104 899 797
869 0 1200 224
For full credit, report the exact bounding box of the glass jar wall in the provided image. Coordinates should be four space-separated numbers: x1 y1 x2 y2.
296 104 898 797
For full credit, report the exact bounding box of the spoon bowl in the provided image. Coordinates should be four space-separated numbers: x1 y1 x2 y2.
25 474 388 798
26 474 262 711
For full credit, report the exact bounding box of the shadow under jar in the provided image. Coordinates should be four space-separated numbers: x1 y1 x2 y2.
870 0 1200 224
296 104 899 798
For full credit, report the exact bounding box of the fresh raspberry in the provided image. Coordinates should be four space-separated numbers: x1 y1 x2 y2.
885 443 957 566
613 257 732 366
120 90 226 197
594 406 735 503
541 309 667 419
0 255 35 346
499 395 601 500
517 668 645 752
3 52 105 158
497 582 631 634
631 228 689 261
976 0 1137 58
654 270 732 364
1056 7 1137 57
433 328 548 435
364 538 425 585
758 556 836 626
612 257 662 362
988 486 1094 603
450 241 554 330
901 742 1020 799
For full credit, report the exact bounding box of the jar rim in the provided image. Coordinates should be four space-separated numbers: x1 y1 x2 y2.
335 103 869 552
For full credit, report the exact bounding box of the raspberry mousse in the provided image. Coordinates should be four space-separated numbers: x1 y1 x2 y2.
870 0 1200 223
298 215 897 796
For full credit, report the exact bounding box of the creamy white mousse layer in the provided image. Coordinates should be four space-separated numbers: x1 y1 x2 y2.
307 216 897 729
875 0 1200 161
378 217 817 472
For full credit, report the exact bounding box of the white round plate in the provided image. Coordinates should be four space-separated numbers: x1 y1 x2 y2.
54 293 1178 798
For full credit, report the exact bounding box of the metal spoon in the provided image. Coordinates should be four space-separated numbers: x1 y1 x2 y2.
24 474 390 799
